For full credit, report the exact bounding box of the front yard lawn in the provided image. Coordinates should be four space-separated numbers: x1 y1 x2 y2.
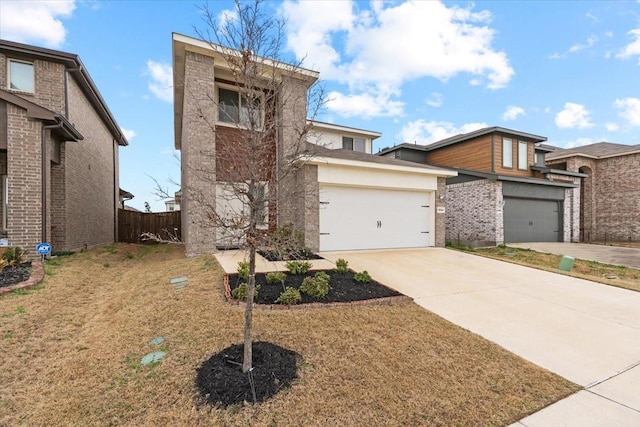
453 245 640 292
0 243 578 426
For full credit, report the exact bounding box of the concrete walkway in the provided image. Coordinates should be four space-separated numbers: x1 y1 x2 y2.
319 248 640 426
509 242 640 269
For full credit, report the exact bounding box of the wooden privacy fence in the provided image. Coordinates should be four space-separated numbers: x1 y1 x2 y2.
117 209 181 243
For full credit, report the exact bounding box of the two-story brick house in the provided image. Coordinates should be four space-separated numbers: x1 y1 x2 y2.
378 127 585 246
544 142 640 242
0 40 127 254
173 33 456 256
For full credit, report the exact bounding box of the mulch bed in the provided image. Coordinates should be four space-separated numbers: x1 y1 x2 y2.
228 270 402 305
195 341 300 407
257 249 323 262
0 262 32 288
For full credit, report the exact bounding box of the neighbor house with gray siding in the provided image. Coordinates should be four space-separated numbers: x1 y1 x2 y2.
0 40 127 254
379 127 585 246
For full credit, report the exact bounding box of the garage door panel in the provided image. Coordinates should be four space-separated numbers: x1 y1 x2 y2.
504 198 561 243
319 186 432 251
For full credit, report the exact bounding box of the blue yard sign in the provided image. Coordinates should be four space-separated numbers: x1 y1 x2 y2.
36 242 52 255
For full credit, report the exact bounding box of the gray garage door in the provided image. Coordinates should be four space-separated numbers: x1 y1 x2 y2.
503 198 562 243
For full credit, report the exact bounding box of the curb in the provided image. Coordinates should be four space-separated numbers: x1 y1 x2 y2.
0 260 45 297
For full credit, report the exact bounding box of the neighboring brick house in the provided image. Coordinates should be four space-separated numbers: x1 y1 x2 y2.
545 142 640 242
0 40 127 254
378 127 585 246
172 33 455 256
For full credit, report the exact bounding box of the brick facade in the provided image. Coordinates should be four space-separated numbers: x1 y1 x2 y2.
445 180 503 246
549 153 640 242
0 42 125 256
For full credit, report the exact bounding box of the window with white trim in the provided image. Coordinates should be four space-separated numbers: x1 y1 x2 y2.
8 60 35 93
502 138 513 168
342 136 366 152
217 86 262 127
518 141 528 170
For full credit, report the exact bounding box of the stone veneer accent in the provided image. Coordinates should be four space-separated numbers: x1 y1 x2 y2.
445 179 503 246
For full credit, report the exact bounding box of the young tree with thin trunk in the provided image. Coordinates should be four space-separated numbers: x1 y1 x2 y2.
187 0 325 374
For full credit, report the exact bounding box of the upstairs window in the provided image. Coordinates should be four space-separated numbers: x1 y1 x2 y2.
518 141 528 170
8 60 34 93
218 86 262 127
342 136 366 152
502 138 513 168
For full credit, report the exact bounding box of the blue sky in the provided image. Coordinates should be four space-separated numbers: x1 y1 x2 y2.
1 1 639 212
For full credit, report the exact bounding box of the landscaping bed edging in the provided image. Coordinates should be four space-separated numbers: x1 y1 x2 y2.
223 274 413 310
0 260 44 297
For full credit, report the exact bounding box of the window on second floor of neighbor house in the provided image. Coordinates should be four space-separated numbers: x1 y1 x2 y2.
518 141 528 170
502 138 513 168
217 86 262 128
8 60 35 93
342 136 366 152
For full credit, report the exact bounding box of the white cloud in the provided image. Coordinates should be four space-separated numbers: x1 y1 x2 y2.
555 103 594 129
614 97 640 126
426 92 443 108
146 60 173 102
0 0 75 48
502 105 525 121
121 128 136 140
399 120 487 145
605 122 620 132
550 34 598 58
326 91 404 118
616 29 640 64
283 0 513 118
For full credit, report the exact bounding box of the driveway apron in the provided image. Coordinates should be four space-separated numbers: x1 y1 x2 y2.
320 248 640 426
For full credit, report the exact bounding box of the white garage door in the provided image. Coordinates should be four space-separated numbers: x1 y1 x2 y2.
319 185 433 251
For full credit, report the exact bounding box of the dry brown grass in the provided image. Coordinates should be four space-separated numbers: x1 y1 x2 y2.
462 246 640 292
0 243 578 426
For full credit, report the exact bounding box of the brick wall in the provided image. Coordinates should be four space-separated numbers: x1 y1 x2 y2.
550 154 639 242
445 179 503 246
435 176 446 247
65 75 117 251
181 51 218 257
50 142 66 248
0 54 66 113
594 154 640 241
6 104 42 250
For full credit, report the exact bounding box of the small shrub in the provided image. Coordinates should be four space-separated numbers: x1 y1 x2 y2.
237 261 250 280
51 250 74 257
300 272 331 298
334 258 349 273
275 287 301 305
354 270 372 284
231 283 260 301
2 247 27 267
286 260 312 275
125 252 135 260
266 271 287 285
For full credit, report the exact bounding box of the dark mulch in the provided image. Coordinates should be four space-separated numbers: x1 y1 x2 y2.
257 249 323 262
0 262 32 288
229 270 402 304
195 341 300 407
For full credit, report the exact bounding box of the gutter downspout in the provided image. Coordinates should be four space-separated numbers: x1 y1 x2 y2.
41 122 63 244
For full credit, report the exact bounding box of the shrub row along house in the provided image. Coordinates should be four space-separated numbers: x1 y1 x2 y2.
0 40 127 254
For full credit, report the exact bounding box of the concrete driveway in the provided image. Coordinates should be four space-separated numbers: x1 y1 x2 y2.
320 248 640 426
509 242 640 269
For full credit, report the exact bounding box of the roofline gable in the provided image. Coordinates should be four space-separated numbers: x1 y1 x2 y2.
0 39 127 146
